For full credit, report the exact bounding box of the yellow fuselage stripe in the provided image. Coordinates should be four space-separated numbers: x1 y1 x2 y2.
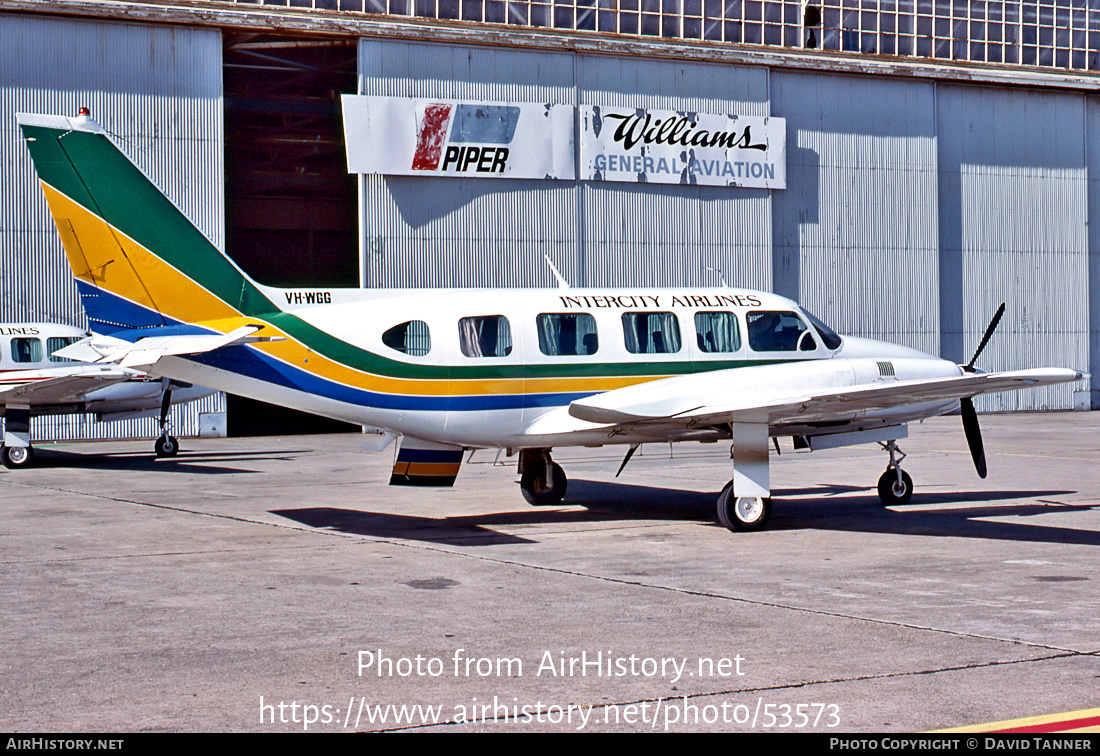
43 185 666 398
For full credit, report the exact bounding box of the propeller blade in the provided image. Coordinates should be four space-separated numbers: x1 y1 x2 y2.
965 302 1005 371
960 397 987 479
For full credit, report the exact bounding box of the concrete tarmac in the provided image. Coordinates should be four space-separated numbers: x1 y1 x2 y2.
1 412 1098 732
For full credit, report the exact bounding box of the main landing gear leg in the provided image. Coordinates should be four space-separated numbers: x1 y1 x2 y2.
876 440 913 505
717 422 772 532
518 448 567 506
1 406 34 469
154 379 179 458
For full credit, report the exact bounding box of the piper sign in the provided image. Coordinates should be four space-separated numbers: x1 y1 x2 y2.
581 105 786 189
342 95 575 180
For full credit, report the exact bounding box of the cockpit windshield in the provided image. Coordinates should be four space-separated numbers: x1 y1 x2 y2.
800 308 843 350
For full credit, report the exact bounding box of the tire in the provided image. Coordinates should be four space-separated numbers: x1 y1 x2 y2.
154 435 179 458
1 445 35 469
877 468 913 506
520 461 567 506
717 481 772 532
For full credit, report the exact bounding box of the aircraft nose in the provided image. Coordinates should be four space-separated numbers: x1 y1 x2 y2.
838 335 941 361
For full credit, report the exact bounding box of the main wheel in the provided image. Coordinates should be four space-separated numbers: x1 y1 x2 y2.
877 468 913 505
1 445 35 469
520 461 567 506
154 435 179 458
716 481 772 532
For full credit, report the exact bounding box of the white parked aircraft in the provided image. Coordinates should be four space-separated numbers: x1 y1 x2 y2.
16 110 1085 529
0 321 214 468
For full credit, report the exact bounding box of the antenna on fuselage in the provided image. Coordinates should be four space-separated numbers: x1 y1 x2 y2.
705 266 729 288
544 255 570 289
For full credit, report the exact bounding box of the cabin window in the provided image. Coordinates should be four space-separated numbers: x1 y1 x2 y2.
622 312 681 354
459 315 513 358
537 313 598 356
47 336 81 363
694 311 741 353
382 320 431 357
11 338 43 363
746 311 818 352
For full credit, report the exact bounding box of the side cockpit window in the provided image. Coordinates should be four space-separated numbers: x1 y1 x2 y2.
622 312 681 354
459 315 512 358
799 308 843 350
11 338 43 363
694 311 741 353
747 311 818 352
382 320 431 357
537 313 598 356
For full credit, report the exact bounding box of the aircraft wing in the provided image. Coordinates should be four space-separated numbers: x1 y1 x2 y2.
53 325 285 370
568 363 1085 428
0 365 139 406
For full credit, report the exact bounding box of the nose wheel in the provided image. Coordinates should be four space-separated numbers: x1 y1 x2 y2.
154 434 179 458
877 440 913 505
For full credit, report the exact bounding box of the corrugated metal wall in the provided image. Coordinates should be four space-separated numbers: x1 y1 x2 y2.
358 40 578 290
577 56 772 291
359 37 1094 410
1089 97 1100 402
937 85 1089 411
0 14 226 440
771 72 940 356
0 19 1091 433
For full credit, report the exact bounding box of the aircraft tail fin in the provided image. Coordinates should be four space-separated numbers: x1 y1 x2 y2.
17 112 276 334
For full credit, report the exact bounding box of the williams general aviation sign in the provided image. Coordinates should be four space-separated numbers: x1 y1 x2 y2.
341 95 786 190
581 106 786 189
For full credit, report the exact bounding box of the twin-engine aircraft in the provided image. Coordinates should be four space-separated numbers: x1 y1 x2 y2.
0 321 213 467
16 110 1084 530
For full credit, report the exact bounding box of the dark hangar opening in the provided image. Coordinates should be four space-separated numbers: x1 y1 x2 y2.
223 32 361 436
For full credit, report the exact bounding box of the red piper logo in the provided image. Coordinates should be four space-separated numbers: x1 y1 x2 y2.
411 103 520 174
411 104 452 171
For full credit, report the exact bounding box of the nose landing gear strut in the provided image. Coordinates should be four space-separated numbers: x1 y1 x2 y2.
877 440 912 505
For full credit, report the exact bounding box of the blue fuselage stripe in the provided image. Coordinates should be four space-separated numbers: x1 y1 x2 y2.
74 285 607 412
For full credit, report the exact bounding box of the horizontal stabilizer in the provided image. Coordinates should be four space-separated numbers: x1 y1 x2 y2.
55 325 286 370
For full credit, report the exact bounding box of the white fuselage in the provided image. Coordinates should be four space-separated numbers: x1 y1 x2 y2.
149 287 962 449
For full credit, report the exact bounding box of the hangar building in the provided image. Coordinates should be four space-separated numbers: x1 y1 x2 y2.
0 0 1096 441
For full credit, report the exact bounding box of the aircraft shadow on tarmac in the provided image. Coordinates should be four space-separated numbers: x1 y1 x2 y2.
570 479 1100 546
270 505 649 546
0 446 312 475
273 478 1098 547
